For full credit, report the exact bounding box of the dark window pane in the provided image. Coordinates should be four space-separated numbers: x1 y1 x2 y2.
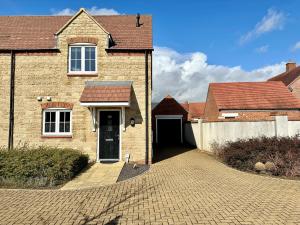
71 60 81 71
71 47 81 60
85 60 90 71
65 123 70 132
51 112 56 122
91 60 95 71
45 123 50 132
45 112 50 122
50 123 55 132
85 47 95 60
65 112 70 122
70 47 82 71
60 112 65 122
84 47 96 72
85 60 95 71
59 123 64 132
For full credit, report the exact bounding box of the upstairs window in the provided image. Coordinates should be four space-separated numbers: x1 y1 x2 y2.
69 45 96 73
43 109 72 136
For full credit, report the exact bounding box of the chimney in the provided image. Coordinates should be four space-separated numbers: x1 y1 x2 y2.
286 61 296 72
136 13 140 27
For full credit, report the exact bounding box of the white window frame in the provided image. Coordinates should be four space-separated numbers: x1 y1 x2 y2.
43 108 72 136
68 43 97 74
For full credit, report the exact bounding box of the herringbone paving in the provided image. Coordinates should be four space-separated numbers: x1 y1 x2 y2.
0 148 299 224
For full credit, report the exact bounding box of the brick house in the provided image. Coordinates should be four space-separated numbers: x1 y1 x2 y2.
0 9 153 164
268 62 300 98
203 81 300 121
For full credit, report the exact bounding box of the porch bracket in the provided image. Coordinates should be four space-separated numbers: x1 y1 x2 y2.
90 107 96 132
122 107 126 132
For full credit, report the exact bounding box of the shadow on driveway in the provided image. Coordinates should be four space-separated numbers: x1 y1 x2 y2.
152 144 195 163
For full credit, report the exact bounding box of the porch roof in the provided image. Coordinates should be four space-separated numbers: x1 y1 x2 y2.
80 81 132 107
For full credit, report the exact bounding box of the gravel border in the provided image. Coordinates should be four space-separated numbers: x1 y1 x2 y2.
117 163 150 182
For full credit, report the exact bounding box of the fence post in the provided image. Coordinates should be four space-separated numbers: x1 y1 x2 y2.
275 115 289 137
198 119 203 149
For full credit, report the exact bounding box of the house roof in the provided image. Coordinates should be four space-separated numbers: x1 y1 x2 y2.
181 102 205 120
209 81 300 110
79 81 132 102
0 14 152 50
188 102 206 120
152 95 205 121
268 66 300 86
152 95 188 116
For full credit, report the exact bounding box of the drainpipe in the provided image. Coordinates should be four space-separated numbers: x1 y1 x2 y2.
145 50 149 164
8 50 16 150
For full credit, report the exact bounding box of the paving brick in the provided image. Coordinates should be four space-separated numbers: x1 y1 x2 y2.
0 148 300 224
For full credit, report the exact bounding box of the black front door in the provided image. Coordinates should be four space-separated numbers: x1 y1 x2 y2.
99 111 120 161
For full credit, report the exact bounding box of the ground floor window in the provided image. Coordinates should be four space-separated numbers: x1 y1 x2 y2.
43 109 72 136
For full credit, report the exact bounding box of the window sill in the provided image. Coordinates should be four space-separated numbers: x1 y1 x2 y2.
41 135 73 139
67 73 98 77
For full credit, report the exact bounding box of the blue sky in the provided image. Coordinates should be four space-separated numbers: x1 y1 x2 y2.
1 0 300 101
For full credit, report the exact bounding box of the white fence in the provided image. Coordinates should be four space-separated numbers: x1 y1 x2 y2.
184 116 300 152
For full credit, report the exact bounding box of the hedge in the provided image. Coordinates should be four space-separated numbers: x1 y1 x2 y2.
0 145 89 188
214 136 300 178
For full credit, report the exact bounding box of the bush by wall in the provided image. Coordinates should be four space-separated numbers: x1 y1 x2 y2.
0 145 89 188
214 136 300 178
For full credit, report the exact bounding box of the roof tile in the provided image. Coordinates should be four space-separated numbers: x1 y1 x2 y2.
80 82 132 102
268 66 300 86
209 81 300 110
0 15 152 50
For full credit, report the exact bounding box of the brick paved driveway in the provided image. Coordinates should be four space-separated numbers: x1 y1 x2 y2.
0 147 300 225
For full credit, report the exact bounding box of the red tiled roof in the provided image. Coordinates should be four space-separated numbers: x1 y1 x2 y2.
188 102 206 119
268 66 300 86
80 81 132 102
180 102 205 120
209 81 300 110
0 15 152 50
152 95 188 116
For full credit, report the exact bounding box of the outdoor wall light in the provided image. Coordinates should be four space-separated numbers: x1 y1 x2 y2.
36 96 43 101
130 118 135 127
46 96 52 101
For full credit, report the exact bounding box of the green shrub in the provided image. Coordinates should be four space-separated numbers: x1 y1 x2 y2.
214 136 300 177
0 145 89 188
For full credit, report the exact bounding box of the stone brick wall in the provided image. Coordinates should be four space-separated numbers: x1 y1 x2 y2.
0 11 152 163
0 55 10 146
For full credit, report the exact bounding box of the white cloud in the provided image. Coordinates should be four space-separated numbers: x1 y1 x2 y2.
291 41 300 51
52 7 119 16
153 46 285 102
53 8 75 16
255 45 269 53
240 9 286 44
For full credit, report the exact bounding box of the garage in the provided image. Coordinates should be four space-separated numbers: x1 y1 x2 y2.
155 115 183 145
152 95 188 147
152 95 205 162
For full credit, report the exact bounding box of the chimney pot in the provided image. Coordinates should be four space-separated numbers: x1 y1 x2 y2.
136 13 140 27
286 61 296 72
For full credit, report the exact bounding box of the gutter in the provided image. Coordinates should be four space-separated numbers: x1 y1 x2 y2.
8 51 15 150
145 50 149 164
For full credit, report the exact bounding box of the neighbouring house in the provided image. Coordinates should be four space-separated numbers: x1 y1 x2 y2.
184 80 300 151
152 95 205 146
204 81 300 121
0 9 153 164
268 62 300 98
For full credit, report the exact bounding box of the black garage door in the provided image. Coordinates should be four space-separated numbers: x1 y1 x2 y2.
157 119 182 145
